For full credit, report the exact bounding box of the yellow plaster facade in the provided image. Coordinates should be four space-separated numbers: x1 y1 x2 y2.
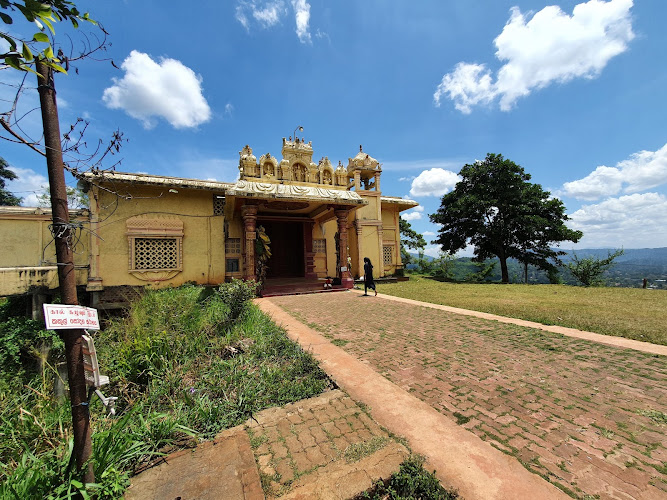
0 207 89 297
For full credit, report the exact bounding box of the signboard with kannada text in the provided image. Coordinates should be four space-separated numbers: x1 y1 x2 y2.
43 304 100 330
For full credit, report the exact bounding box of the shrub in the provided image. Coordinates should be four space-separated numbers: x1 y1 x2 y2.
356 455 458 499
0 297 63 372
217 279 258 321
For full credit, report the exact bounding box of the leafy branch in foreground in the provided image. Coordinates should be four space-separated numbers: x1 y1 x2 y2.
1 0 96 73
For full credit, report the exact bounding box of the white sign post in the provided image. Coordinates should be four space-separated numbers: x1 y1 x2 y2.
43 304 100 330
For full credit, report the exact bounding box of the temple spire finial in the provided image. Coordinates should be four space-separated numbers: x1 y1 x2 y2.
359 144 363 152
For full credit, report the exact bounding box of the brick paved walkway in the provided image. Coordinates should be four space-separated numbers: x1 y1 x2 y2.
268 292 667 500
245 389 409 498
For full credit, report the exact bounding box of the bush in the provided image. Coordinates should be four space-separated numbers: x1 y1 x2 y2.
0 297 63 372
217 279 258 321
567 249 624 287
356 455 458 499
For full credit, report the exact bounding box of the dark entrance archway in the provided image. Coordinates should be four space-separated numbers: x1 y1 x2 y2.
260 220 305 278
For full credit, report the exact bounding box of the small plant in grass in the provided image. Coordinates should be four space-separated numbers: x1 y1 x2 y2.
355 455 458 499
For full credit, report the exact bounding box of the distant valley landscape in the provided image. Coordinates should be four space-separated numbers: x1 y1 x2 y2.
408 248 667 288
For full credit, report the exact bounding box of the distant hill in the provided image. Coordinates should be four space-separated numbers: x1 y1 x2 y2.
406 248 667 288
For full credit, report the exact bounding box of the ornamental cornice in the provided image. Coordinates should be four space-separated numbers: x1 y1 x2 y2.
226 180 366 205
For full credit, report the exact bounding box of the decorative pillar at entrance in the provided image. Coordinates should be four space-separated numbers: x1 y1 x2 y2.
354 171 361 191
335 209 354 288
355 221 363 279
242 204 258 281
377 227 384 278
304 221 317 278
374 171 381 192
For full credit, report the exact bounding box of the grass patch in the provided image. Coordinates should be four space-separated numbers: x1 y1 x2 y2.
381 276 667 345
355 455 458 499
331 339 349 347
452 412 471 425
343 436 389 463
637 409 667 424
1 282 331 498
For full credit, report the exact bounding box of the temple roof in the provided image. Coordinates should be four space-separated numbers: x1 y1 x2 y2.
82 171 366 206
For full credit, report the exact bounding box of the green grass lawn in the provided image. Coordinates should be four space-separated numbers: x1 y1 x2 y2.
381 276 667 346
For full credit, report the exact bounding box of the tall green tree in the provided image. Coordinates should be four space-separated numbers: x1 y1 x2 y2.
399 218 426 266
0 156 22 205
430 153 582 283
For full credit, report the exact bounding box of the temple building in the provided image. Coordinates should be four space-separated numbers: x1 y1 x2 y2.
0 137 417 306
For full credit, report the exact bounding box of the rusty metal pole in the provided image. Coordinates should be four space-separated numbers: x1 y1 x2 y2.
35 60 94 484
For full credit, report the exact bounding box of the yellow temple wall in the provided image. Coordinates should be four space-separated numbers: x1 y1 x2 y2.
92 186 226 288
0 209 89 295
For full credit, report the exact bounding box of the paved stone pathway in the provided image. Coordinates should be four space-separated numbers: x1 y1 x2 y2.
267 292 667 500
246 389 409 499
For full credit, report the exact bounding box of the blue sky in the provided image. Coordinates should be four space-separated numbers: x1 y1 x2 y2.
2 0 666 256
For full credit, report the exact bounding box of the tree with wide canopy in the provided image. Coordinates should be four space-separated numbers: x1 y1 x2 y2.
430 153 582 283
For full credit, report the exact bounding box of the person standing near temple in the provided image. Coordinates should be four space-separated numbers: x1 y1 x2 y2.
363 257 377 296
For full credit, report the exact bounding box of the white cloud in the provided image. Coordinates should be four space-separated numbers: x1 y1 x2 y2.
102 51 211 129
224 103 234 116
6 166 49 206
434 0 634 113
291 0 311 43
235 0 311 42
568 192 667 247
434 63 496 114
562 143 667 200
254 1 285 26
422 245 442 259
409 168 460 197
315 29 330 43
401 211 422 222
236 1 285 29
398 176 416 182
422 231 436 237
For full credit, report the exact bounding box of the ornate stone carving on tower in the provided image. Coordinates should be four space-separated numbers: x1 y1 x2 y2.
347 145 381 191
239 145 258 178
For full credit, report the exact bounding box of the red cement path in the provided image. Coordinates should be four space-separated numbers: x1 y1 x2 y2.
260 291 667 500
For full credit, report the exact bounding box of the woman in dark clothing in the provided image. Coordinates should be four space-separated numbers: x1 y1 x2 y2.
363 257 377 296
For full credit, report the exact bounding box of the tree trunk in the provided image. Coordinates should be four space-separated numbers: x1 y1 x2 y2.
36 60 94 484
499 257 509 283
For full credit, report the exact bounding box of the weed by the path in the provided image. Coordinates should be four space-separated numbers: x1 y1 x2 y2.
453 412 470 425
637 409 667 424
355 455 458 499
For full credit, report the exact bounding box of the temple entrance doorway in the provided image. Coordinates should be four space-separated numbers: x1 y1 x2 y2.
260 220 305 278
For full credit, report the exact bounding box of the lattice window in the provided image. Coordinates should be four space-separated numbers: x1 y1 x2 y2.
126 217 184 274
225 238 241 254
133 238 178 270
226 258 240 273
313 239 326 254
213 195 225 215
383 245 393 265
